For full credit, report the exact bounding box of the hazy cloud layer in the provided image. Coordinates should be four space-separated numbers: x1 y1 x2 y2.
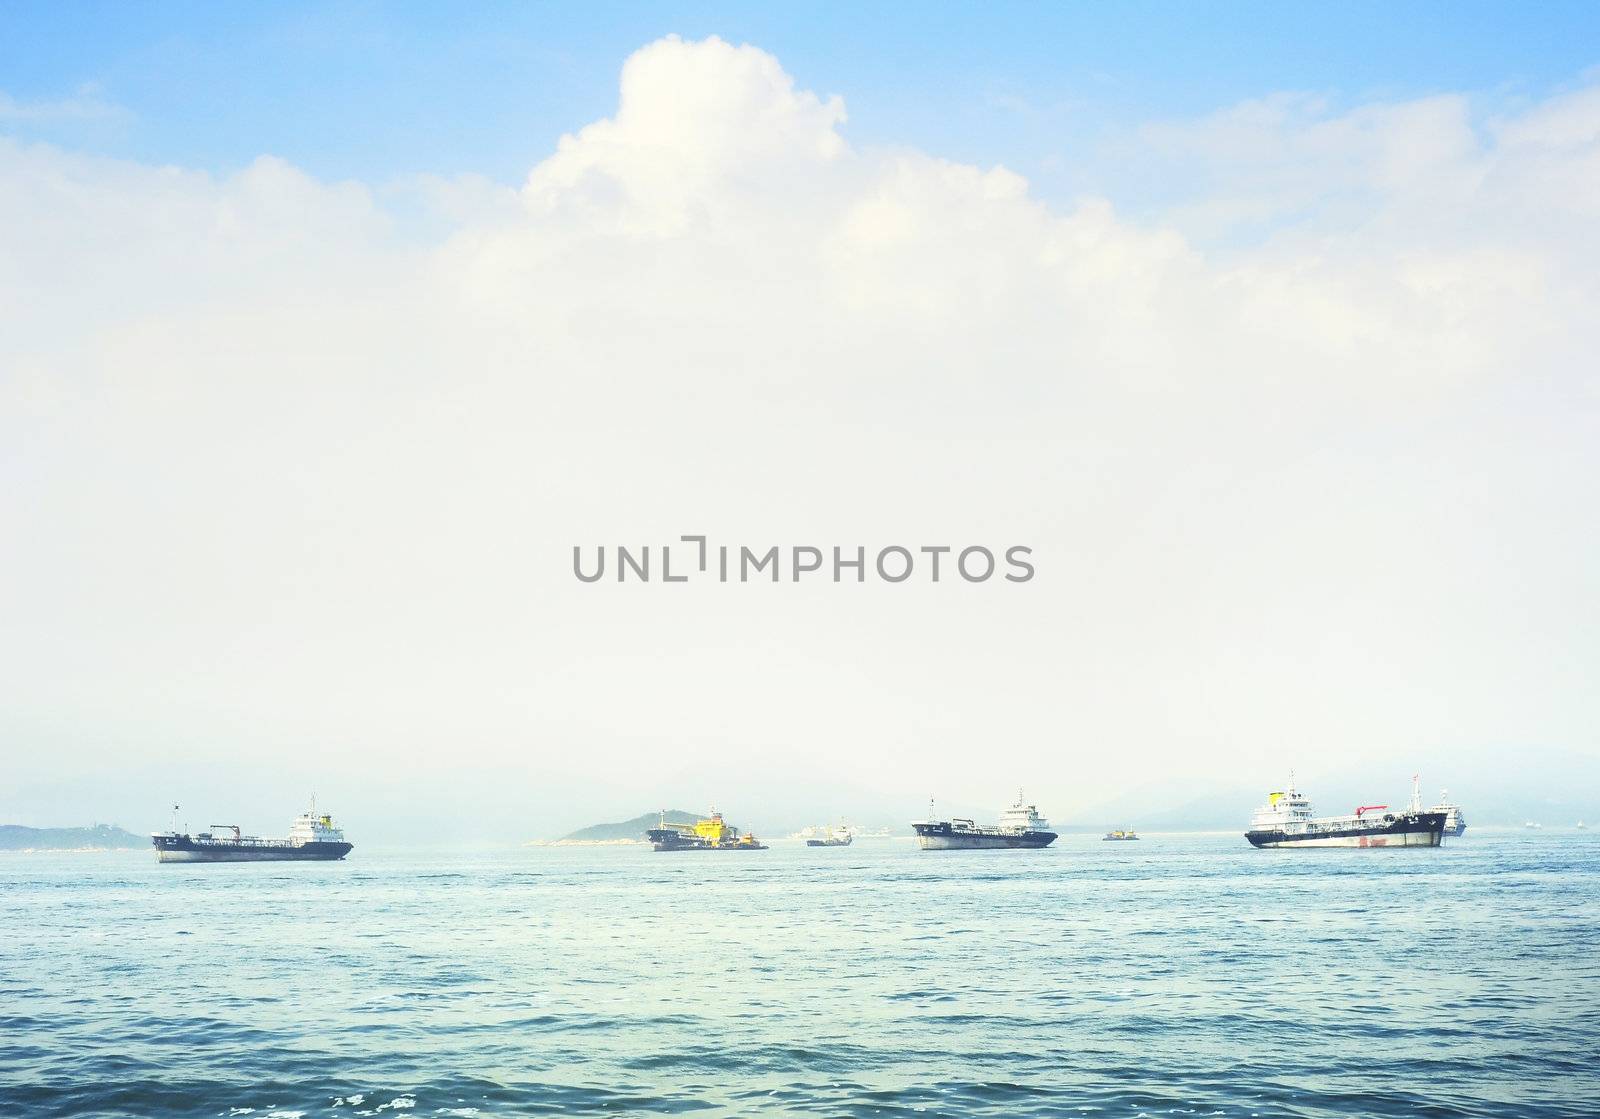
3 37 1596 836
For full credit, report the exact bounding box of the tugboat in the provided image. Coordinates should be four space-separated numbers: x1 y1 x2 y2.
1245 775 1444 849
913 792 1058 850
1102 828 1139 841
805 824 854 848
152 801 353 863
646 809 767 851
1431 789 1467 837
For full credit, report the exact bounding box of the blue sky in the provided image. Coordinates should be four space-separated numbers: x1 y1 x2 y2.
4 5 1599 830
4 0 1598 196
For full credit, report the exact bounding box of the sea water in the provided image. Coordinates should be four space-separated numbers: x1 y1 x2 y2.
2 830 1596 1118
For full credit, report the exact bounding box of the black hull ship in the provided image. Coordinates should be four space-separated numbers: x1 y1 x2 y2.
803 824 854 847
646 809 767 851
1245 776 1445 849
152 803 352 863
914 792 1058 850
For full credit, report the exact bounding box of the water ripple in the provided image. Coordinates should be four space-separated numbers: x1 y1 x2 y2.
1 831 1596 1117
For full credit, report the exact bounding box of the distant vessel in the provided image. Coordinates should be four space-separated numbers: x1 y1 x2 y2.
1103 829 1139 841
1245 775 1444 849
1525 821 1542 830
646 809 767 851
1579 821 1587 830
1431 789 1467 837
151 802 352 863
913 792 1057 850
804 824 854 848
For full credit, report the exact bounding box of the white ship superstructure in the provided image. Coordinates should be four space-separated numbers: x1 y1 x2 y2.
1245 775 1445 849
287 809 349 846
1430 789 1467 837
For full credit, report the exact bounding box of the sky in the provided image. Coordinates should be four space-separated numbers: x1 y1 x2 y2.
2 4 1598 841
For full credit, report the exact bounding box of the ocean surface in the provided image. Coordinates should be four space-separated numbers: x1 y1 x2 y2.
2 829 1597 1119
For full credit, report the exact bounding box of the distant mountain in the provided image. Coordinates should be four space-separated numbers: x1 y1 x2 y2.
554 810 699 844
0 824 146 851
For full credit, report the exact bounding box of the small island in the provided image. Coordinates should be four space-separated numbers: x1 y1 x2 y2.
0 823 147 852
528 810 699 846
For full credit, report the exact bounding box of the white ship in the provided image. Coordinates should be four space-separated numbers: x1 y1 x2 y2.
1431 789 1467 837
913 792 1057 850
1245 775 1445 849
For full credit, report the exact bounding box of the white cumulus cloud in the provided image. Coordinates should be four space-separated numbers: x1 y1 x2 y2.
2 36 1597 835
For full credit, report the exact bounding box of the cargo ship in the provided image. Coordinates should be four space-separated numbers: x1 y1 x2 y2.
1102 829 1139 841
805 824 854 848
646 809 767 851
913 792 1058 850
152 802 353 863
1245 776 1445 849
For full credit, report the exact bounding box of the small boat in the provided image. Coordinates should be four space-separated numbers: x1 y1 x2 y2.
1102 829 1139 841
1525 821 1542 830
805 824 854 847
1578 821 1587 830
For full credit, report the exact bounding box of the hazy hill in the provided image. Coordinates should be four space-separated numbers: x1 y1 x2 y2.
0 823 146 851
557 810 699 843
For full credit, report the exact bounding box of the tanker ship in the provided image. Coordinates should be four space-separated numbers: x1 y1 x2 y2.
152 802 353 863
646 809 767 851
1245 776 1444 849
913 792 1058 850
804 824 854 847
